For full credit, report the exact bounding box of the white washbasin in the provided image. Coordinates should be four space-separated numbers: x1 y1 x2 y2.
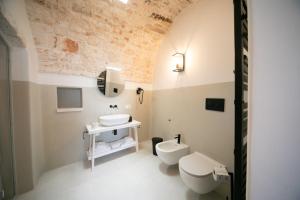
99 114 130 127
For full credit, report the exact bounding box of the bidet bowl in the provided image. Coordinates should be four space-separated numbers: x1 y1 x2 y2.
99 114 130 126
156 140 189 165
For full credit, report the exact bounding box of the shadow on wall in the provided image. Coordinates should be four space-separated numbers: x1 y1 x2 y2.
0 12 24 47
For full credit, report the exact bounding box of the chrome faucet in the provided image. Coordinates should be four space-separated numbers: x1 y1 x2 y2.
174 134 181 144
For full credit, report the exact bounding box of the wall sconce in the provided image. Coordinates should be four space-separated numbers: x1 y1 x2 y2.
111 0 128 4
119 0 128 4
172 53 185 72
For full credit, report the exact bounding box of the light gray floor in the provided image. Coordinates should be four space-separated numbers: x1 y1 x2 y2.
16 141 223 200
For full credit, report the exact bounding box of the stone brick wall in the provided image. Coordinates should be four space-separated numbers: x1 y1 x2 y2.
25 0 197 83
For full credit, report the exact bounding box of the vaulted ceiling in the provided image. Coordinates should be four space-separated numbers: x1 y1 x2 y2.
25 0 199 83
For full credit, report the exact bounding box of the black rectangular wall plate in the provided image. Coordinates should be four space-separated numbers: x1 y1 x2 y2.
205 98 225 112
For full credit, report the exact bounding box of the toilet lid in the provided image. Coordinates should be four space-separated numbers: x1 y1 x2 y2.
179 152 218 177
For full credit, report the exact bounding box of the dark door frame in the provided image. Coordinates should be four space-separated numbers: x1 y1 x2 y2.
0 34 15 200
233 0 248 199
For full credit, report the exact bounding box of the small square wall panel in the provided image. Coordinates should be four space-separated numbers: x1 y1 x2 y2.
57 87 83 112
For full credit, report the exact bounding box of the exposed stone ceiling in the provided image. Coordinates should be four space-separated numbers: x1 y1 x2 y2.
25 0 199 83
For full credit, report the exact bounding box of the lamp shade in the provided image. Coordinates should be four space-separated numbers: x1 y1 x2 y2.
172 53 185 72
119 0 128 4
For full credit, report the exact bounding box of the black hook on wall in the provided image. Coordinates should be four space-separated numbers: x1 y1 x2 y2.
136 87 144 104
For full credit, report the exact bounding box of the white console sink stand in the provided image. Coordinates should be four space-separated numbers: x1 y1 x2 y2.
85 120 141 171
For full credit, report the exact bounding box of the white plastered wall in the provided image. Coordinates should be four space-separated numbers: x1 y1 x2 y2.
153 0 234 90
249 0 300 199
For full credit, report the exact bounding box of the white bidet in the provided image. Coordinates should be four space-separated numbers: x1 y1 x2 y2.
156 140 189 165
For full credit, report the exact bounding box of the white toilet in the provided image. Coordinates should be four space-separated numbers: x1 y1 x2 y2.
179 152 224 194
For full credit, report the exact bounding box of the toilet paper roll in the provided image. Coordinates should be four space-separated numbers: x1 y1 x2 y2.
213 166 229 182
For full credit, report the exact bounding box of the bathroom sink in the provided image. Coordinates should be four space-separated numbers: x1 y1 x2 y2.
99 114 130 127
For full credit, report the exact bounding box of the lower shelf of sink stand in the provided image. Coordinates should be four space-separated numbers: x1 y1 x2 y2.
85 120 141 171
87 138 137 160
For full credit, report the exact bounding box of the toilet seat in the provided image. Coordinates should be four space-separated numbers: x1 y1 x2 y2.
179 152 223 194
179 152 218 178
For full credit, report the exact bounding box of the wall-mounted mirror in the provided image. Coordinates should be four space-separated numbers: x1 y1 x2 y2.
97 68 125 97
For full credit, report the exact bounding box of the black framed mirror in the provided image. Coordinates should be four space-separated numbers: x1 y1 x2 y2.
97 68 125 97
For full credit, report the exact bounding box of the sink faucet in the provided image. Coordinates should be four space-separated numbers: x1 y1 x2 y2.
109 105 118 114
110 105 118 109
174 134 181 144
